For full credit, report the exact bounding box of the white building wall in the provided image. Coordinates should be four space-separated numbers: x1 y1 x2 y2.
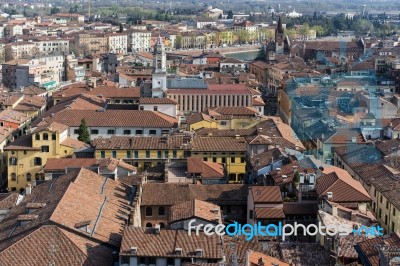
139 104 177 118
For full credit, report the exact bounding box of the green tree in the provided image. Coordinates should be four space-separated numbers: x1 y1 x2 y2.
77 119 90 143
351 19 373 34
175 35 182 49
227 10 233 19
50 7 61 15
255 46 266 61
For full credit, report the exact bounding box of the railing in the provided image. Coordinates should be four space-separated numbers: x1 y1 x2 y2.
298 184 315 192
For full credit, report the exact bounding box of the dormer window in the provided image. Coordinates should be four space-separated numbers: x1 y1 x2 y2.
74 220 91 233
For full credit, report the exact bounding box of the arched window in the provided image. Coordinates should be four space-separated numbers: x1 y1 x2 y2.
52 133 57 140
35 173 40 180
26 173 31 181
43 133 48 140
145 207 152 217
159 222 165 228
11 173 16 181
35 134 40 140
145 223 152 228
158 206 165 216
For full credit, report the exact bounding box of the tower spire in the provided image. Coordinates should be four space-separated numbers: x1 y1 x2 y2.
277 16 284 33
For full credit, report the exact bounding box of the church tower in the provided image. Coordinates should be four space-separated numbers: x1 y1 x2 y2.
152 36 167 98
275 16 285 55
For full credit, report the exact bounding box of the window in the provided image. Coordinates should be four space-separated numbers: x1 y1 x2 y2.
121 257 130 264
380 195 383 203
115 99 121 104
157 151 162 159
100 151 106 158
164 151 169 158
91 129 99 134
212 157 217 163
145 207 152 216
107 129 115 135
139 106 144 110
126 151 131 158
74 129 79 134
43 133 48 140
159 222 165 228
134 151 139 158
52 133 56 140
379 208 382 218
386 201 389 210
173 151 177 158
393 208 396 216
123 130 131 135
11 173 16 181
26 173 31 181
136 130 143 135
222 157 226 164
149 130 156 135
41 146 49 152
231 157 235 163
241 157 245 163
9 157 17 165
203 157 208 161
220 121 227 125
153 106 158 111
392 222 395 232
34 157 42 166
146 151 150 158
112 151 117 158
159 206 165 216
145 223 152 227
35 134 40 140
385 215 388 225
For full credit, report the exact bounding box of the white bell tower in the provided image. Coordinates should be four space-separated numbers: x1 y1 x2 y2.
152 35 167 98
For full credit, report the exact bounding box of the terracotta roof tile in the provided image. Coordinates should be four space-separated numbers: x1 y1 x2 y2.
317 167 372 203
38 110 177 128
191 137 246 152
120 227 223 258
169 199 221 224
141 183 247 206
250 186 282 203
187 157 225 179
255 207 285 219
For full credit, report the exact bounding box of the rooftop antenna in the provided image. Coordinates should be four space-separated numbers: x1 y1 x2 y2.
362 5 366 17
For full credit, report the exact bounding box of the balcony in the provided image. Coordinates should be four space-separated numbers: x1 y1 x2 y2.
298 184 315 192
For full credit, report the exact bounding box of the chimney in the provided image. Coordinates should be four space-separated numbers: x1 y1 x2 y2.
26 183 32 195
331 203 338 217
292 165 298 173
154 224 161 234
327 191 333 200
257 128 263 134
130 246 137 255
351 136 357 143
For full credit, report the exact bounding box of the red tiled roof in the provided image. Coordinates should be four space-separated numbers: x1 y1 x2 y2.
255 207 285 219
37 110 177 128
250 186 282 203
120 228 223 258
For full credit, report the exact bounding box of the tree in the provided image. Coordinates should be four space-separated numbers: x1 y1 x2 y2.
78 119 90 143
227 10 233 19
255 46 266 61
351 19 373 34
50 7 61 15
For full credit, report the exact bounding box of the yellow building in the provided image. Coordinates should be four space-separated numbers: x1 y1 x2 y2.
5 122 88 191
190 136 247 183
186 113 217 131
92 135 190 172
